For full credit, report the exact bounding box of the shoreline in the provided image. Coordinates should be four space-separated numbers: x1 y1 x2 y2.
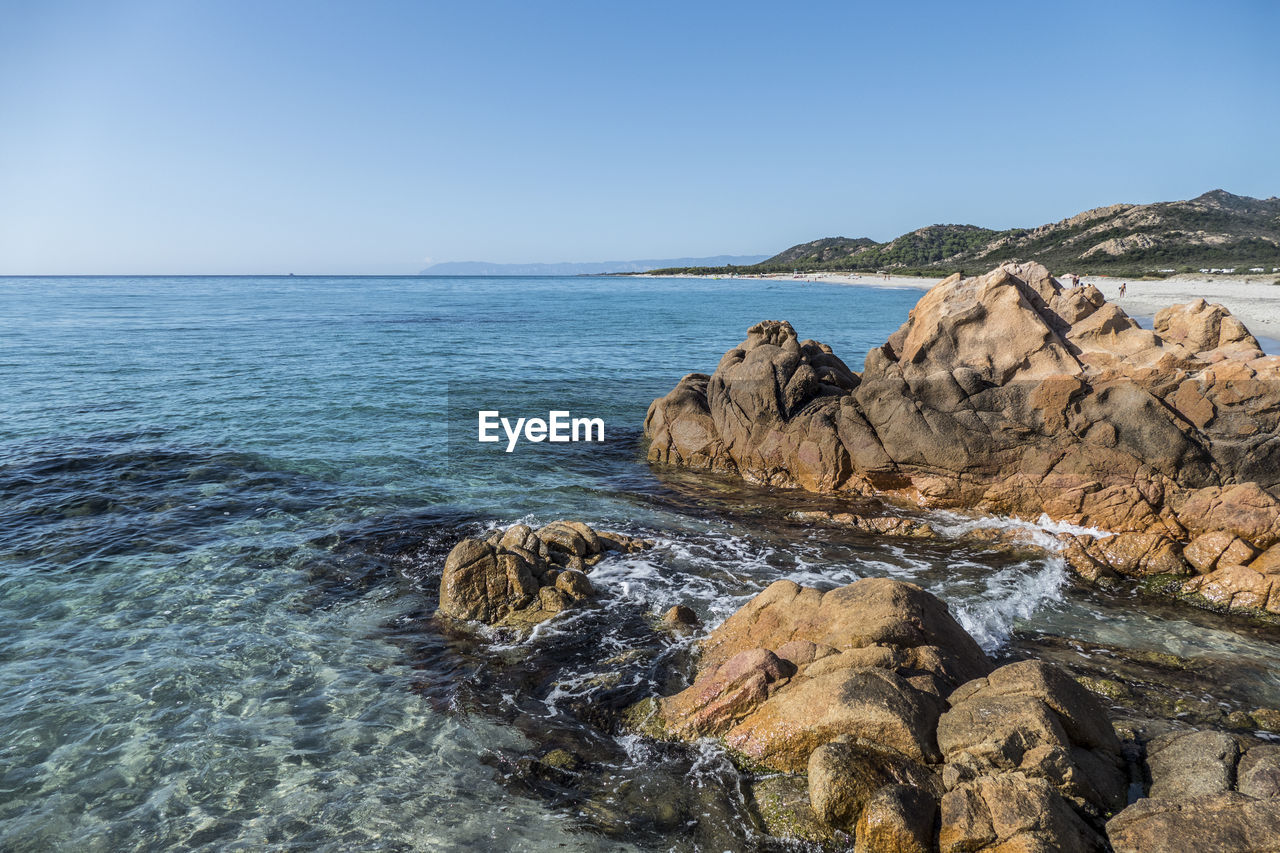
645 270 1280 339
1083 273 1280 341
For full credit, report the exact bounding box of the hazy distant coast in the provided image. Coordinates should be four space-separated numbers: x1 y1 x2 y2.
419 255 768 276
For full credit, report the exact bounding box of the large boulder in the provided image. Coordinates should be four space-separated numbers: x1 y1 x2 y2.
645 263 1280 617
696 577 992 688
1155 298 1262 356
937 660 1126 816
625 576 1164 846
629 577 995 842
641 578 992 773
437 521 649 629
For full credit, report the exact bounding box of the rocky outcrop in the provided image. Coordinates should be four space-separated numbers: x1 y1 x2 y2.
937 660 1126 819
437 521 650 629
807 736 942 830
939 772 1105 852
1106 729 1280 852
645 263 1280 617
644 578 991 771
628 577 1129 850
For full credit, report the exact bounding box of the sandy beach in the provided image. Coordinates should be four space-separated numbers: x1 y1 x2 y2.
1081 273 1280 340
662 270 1280 342
651 271 940 290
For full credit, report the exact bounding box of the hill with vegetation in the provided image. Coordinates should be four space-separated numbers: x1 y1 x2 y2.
648 190 1280 277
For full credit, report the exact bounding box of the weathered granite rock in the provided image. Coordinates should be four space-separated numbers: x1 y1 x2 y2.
1145 729 1239 799
661 604 700 627
637 578 991 775
437 521 650 629
1155 297 1262 356
1182 562 1280 613
807 737 941 830
1106 792 1280 853
1238 745 1280 800
792 510 937 538
1104 729 1280 852
939 771 1106 853
937 660 1126 816
854 783 937 853
1183 530 1259 573
646 263 1280 617
693 577 992 685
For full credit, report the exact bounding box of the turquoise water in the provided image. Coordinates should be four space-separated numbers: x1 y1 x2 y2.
3 275 1279 851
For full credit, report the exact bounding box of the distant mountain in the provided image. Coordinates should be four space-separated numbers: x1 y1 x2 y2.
651 190 1280 276
419 255 768 276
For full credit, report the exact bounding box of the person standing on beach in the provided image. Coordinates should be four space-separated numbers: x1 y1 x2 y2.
1119 282 1127 297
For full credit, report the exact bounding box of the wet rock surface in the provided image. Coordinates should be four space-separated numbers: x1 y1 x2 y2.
645 263 1280 619
625 576 1161 850
382 509 1280 852
437 521 650 630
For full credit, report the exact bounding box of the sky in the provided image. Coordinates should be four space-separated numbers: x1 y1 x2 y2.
0 0 1277 274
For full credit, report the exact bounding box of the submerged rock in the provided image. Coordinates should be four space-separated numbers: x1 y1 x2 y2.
437 521 650 629
645 262 1280 617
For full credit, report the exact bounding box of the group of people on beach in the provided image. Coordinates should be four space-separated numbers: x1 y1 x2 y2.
1067 272 1126 297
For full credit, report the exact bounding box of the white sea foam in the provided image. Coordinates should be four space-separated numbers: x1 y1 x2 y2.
949 554 1069 652
930 508 1113 549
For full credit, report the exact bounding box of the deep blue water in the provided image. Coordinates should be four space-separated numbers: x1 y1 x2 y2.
3 275 1279 851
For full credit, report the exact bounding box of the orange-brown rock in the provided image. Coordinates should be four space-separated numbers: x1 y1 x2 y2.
937 661 1126 817
437 521 650 629
939 772 1105 853
638 578 992 773
792 510 936 538
1183 530 1259 574
1251 545 1280 574
645 263 1280 617
1182 563 1280 613
1059 532 1189 580
626 576 1148 847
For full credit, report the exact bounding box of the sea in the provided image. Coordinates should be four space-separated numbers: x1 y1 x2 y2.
3 274 1280 851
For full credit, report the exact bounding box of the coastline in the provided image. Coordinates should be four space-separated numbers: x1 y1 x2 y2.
1084 273 1280 340
636 270 941 289
643 270 1280 340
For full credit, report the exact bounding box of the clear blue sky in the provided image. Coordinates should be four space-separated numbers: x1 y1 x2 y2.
1 0 1277 274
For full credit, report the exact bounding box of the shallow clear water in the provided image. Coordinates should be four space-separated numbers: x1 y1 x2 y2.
3 275 1279 851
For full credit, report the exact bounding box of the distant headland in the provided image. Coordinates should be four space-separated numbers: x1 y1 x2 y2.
643 190 1280 279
